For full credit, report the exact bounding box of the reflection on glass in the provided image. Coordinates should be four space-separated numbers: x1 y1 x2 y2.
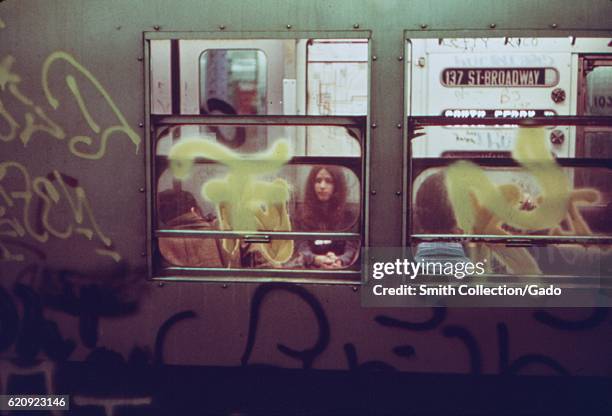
200 49 267 115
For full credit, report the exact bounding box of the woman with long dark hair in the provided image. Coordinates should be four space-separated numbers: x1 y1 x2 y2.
297 166 359 268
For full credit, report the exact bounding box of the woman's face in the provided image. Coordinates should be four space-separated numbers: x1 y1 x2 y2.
314 169 334 202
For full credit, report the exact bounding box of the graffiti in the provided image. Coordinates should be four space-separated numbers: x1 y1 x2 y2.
392 345 416 359
154 310 197 365
169 138 293 265
40 263 146 350
0 54 67 147
497 322 569 375
0 280 76 373
444 128 608 274
375 308 447 331
344 343 395 371
447 128 570 233
0 161 120 262
42 51 141 159
442 325 482 375
533 308 609 331
0 51 140 159
241 283 330 369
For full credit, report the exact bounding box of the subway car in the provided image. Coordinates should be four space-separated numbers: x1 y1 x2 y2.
1 0 611 414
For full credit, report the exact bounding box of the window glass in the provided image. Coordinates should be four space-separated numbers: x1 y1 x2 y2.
153 126 362 272
155 125 361 156
149 38 369 115
200 49 267 115
586 65 612 116
409 124 612 279
157 164 360 232
148 36 368 280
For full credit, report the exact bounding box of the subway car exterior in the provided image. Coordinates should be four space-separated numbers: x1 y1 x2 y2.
1 0 611 414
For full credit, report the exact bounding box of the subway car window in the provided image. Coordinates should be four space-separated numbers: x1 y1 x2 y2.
149 38 368 116
405 37 612 283
147 37 368 281
200 49 268 115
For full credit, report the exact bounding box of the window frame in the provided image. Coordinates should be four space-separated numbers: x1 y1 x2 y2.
144 31 372 284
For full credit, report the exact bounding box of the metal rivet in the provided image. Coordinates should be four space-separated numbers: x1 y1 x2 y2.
353 23 360 29
139 187 145 193
141 252 146 257
489 23 497 29
137 57 143 62
420 23 428 29
395 191 402 196
219 25 226 30
222 284 228 289
396 123 402 129
370 190 377 195
138 122 144 127
372 55 377 61
398 56 403 61
352 286 358 292
153 25 160 31
286 24 292 29
158 282 164 287
550 23 558 29
371 122 377 128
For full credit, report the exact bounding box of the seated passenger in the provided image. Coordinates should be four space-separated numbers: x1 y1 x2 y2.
157 189 223 267
297 166 359 269
413 170 471 265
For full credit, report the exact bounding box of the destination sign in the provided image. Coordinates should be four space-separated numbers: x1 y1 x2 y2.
442 109 557 118
441 151 512 158
441 67 558 87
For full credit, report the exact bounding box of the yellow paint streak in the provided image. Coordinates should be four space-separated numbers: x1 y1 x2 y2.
9 83 33 106
444 128 609 274
0 18 5 29
446 128 569 232
0 56 20 90
0 162 122 262
75 227 94 239
20 105 66 146
95 248 121 262
169 138 294 264
0 161 48 243
0 97 19 142
42 51 140 159
52 170 112 247
66 75 100 133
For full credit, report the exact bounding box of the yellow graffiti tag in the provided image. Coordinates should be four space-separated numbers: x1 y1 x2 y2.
42 51 141 159
169 138 294 265
0 55 67 146
446 128 570 233
0 51 139 159
444 128 606 274
0 161 120 262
